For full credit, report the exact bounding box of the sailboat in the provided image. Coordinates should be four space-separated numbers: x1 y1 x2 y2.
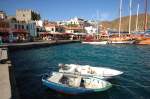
137 0 150 44
110 0 135 44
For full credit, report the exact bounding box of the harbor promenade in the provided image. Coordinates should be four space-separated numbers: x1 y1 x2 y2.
0 40 80 50
0 48 11 99
0 64 11 99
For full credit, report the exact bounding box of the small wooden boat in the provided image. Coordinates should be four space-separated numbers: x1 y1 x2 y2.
82 41 108 45
42 72 112 95
59 64 123 79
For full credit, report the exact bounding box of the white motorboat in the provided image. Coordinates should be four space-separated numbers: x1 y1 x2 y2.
59 64 123 79
110 40 135 44
82 41 108 45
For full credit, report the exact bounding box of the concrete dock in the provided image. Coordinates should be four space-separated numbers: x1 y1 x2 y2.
0 48 8 62
0 48 11 99
0 40 80 51
0 64 11 99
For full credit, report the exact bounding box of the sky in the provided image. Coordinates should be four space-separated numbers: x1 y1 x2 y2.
0 0 149 21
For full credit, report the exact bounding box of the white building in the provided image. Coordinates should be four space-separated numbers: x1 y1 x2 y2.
0 11 7 19
84 26 97 35
27 21 37 37
66 17 85 26
35 20 45 34
35 20 43 27
10 21 37 37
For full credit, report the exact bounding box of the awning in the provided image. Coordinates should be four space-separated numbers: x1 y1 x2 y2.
73 33 87 35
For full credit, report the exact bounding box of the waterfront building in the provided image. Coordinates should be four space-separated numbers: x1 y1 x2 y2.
16 9 40 22
0 11 7 19
0 19 28 43
44 22 65 33
64 26 86 40
65 26 84 33
35 20 45 37
10 20 37 38
66 17 90 28
66 17 84 26
84 26 97 35
26 21 37 37
40 21 68 40
35 20 43 27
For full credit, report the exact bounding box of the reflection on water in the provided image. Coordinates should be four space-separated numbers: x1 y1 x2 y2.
9 43 150 99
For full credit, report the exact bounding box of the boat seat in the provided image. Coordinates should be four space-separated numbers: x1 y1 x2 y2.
48 73 63 83
74 76 82 87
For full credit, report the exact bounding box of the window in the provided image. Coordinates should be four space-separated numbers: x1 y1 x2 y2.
23 14 25 17
56 28 58 32
52 28 54 31
22 25 24 29
26 25 29 30
15 24 17 29
18 25 21 29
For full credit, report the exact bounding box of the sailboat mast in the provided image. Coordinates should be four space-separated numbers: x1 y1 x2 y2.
129 0 132 34
144 0 148 31
119 0 123 38
136 3 139 32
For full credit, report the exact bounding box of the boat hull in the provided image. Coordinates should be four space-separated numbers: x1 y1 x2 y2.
110 40 135 44
42 74 112 95
42 79 92 95
42 79 111 95
82 41 108 45
59 64 123 79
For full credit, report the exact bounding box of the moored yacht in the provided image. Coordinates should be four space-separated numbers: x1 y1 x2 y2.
59 64 123 79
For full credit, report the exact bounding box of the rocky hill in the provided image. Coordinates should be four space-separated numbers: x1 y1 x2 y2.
101 13 150 31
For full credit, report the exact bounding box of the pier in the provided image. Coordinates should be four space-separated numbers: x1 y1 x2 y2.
0 40 80 51
0 48 11 99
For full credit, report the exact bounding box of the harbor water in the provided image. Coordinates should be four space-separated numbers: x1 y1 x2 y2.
9 43 150 99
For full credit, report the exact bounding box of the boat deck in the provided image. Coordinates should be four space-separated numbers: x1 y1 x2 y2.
48 73 63 83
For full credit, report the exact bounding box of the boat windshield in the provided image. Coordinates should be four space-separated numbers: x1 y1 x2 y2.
62 66 70 70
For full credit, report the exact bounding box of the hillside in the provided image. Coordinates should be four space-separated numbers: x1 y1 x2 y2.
101 13 150 31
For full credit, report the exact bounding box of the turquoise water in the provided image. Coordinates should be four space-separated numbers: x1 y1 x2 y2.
10 43 150 99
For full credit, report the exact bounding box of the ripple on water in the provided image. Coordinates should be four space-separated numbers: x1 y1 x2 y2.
9 43 150 99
